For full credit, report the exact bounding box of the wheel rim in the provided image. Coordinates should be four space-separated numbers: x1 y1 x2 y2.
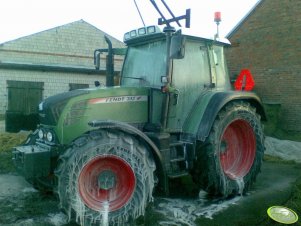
78 155 136 212
220 119 256 179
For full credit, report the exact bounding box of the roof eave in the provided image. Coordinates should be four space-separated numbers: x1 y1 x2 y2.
226 0 265 39
0 61 118 75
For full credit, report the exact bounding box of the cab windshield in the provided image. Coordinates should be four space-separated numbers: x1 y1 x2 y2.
121 40 166 88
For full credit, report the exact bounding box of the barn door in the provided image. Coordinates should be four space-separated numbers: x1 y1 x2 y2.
6 80 44 132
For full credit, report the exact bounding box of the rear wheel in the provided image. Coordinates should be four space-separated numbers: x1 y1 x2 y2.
55 129 156 225
192 101 265 196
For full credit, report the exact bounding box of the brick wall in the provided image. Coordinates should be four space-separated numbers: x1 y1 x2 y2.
225 0 301 132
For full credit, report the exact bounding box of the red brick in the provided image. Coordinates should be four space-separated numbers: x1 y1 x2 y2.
225 0 301 132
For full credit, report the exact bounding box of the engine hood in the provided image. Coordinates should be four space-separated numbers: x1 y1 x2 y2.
39 86 150 144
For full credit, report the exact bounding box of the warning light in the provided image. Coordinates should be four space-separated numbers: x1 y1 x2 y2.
214 12 221 40
214 12 221 23
234 69 255 91
267 206 298 224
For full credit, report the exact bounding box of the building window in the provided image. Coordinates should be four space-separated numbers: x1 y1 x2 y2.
69 83 89 91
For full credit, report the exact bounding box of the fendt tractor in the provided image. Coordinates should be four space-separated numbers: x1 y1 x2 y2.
13 1 266 225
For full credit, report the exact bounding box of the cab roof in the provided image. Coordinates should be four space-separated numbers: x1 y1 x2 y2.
124 25 231 46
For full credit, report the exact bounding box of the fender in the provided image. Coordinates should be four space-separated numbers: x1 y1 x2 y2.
184 91 266 142
88 119 168 193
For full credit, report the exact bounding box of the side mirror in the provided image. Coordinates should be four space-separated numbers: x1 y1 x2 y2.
170 32 185 59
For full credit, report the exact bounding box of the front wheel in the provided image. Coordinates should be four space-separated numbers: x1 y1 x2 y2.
192 101 265 197
55 129 156 225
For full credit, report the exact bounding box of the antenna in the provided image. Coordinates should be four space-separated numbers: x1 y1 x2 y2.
133 0 146 27
150 0 190 29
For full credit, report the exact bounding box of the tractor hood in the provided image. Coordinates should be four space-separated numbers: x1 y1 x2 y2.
38 86 149 144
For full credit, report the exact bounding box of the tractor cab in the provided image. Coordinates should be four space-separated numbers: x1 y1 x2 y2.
121 25 231 91
120 25 232 131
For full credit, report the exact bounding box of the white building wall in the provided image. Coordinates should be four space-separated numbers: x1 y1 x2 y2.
0 69 105 114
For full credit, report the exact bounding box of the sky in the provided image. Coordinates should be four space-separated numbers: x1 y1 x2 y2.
0 0 260 43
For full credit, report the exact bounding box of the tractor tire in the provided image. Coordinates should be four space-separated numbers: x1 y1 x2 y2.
55 129 156 225
192 101 265 197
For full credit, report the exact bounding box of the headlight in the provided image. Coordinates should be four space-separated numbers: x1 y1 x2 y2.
38 129 44 139
46 132 53 142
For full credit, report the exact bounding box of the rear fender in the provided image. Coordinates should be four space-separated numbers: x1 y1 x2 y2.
185 91 266 142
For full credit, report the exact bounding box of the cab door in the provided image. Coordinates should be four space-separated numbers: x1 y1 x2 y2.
167 40 211 131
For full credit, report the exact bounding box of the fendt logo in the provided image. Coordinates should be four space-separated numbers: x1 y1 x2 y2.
89 96 148 104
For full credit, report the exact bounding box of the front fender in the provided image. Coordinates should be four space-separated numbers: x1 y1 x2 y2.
88 120 168 193
88 120 162 160
184 91 266 142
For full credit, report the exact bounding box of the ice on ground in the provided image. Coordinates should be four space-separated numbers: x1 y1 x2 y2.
265 137 301 163
22 187 38 193
14 218 34 226
155 192 241 226
48 213 68 226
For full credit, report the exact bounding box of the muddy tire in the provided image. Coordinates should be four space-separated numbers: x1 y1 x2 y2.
192 101 265 197
55 129 156 225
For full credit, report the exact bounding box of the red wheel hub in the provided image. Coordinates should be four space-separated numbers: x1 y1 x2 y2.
220 119 256 179
78 155 136 211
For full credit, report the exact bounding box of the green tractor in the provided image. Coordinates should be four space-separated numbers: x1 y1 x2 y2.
13 3 265 225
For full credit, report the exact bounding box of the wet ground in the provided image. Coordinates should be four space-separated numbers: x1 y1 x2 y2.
0 161 300 226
